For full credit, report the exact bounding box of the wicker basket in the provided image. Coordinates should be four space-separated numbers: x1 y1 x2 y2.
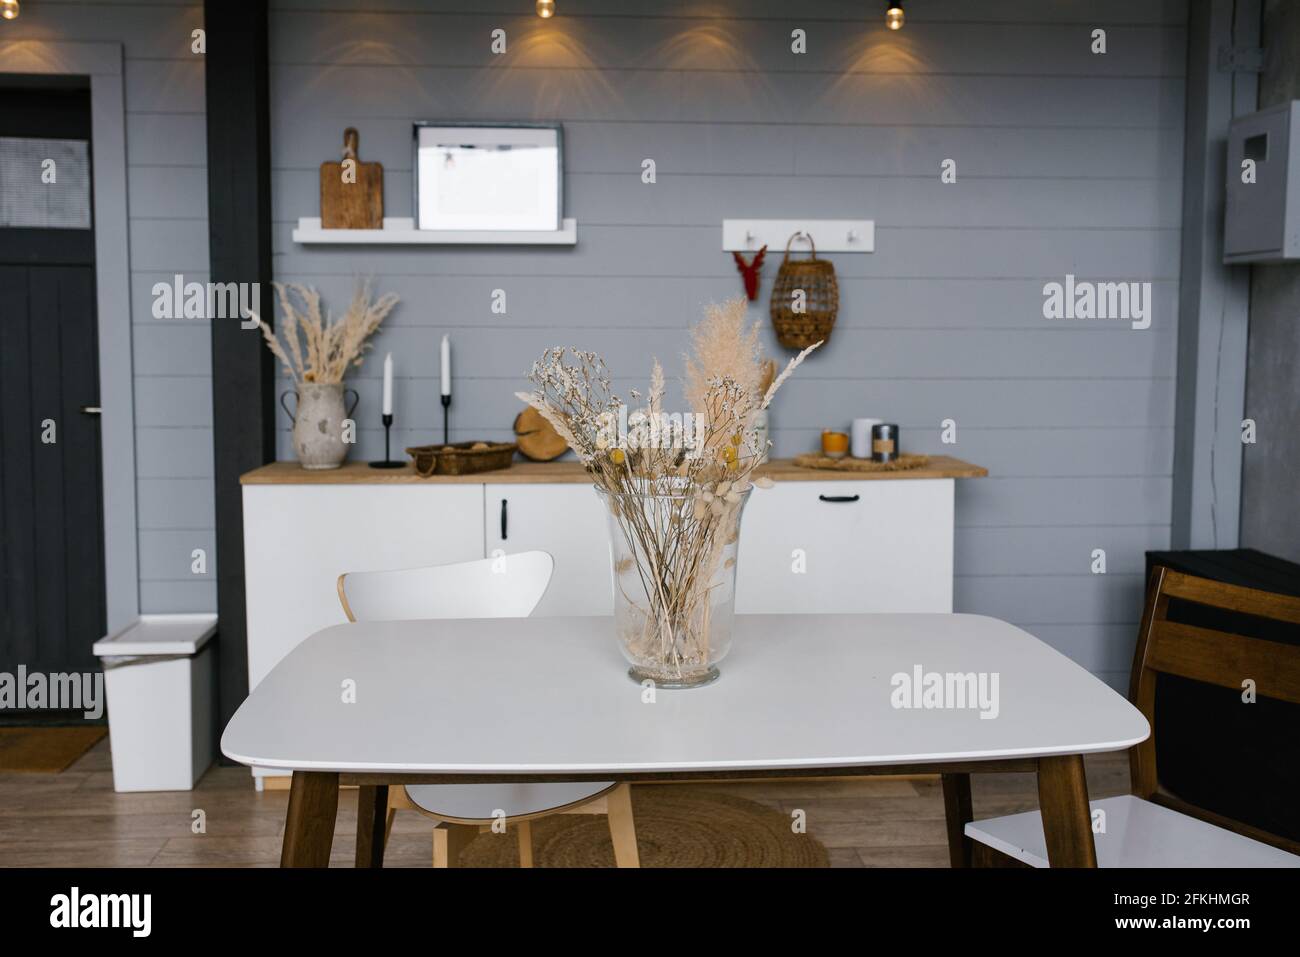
769 232 838 349
405 441 516 476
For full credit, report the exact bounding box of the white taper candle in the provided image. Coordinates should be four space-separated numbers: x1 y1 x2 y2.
382 352 393 416
440 335 451 397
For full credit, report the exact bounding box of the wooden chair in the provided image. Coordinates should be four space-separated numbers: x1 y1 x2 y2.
964 566 1300 867
337 551 640 868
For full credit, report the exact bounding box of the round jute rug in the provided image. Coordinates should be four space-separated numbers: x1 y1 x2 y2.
457 788 829 868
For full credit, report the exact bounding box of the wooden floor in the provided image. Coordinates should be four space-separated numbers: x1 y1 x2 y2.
0 739 1131 867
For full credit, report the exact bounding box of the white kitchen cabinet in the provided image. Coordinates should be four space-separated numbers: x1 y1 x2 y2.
735 479 954 614
242 484 485 692
484 483 612 616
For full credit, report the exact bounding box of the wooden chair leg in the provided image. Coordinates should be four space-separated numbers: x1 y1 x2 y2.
605 782 640 868
516 820 534 868
384 808 397 845
432 822 478 868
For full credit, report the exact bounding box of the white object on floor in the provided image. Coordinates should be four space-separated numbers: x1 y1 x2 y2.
93 614 217 792
222 613 1148 775
965 794 1300 868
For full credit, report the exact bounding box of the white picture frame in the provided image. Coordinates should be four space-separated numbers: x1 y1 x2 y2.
413 122 563 232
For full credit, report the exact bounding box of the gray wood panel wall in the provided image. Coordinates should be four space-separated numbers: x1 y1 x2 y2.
268 0 1187 691
7 0 216 614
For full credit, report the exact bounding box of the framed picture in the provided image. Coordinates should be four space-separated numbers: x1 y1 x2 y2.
412 122 563 231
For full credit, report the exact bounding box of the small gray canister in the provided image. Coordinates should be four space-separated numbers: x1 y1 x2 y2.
872 423 900 463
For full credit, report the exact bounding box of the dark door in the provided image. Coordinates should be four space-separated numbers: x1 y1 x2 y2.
0 80 106 677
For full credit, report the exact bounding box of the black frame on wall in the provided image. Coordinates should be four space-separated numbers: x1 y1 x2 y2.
204 0 276 740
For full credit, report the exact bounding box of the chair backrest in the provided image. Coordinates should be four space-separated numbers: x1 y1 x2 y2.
337 551 554 623
1130 565 1300 851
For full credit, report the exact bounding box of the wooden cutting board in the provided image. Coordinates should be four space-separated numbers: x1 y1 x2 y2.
320 127 383 229
513 406 569 461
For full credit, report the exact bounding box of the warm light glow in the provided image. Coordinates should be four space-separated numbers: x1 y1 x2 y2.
0 0 19 21
885 1 904 30
536 0 555 18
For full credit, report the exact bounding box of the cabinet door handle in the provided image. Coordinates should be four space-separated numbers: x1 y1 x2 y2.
818 494 860 503
500 498 508 540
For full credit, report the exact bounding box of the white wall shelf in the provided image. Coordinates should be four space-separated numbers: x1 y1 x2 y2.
722 219 874 254
292 216 578 245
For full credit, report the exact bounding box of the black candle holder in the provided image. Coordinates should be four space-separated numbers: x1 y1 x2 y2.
441 393 451 445
369 413 403 469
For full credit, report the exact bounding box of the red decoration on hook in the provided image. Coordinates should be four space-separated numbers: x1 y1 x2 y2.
732 245 767 301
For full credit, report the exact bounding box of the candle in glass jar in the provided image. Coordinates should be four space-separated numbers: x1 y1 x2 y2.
440 335 451 397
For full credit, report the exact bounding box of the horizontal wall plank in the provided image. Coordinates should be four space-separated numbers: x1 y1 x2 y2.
136 477 215 530
1 2 203 60
133 376 213 428
273 223 1180 278
126 113 208 167
273 117 1185 179
268 0 1187 28
1025 624 1139 673
272 363 1176 431
129 218 209 272
128 165 208 220
135 426 214 479
954 572 1147 627
124 59 205 114
270 13 1185 77
274 169 1183 229
955 476 1172 527
955 525 1171 576
132 323 211 376
139 579 216 615
138 528 216 580
256 274 1179 332
272 63 1184 128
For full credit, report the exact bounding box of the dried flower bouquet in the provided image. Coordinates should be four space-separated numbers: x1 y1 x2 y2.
518 297 819 685
257 280 398 384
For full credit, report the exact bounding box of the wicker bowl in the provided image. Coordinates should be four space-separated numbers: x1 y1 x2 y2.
405 441 516 476
770 232 838 349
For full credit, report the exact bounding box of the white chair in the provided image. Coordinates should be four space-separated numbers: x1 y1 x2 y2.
963 567 1300 868
337 550 640 868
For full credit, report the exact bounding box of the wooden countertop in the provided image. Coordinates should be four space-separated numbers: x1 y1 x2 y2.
240 455 987 485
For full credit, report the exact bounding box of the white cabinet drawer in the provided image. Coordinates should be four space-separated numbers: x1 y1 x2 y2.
735 479 953 614
484 483 612 616
243 484 485 689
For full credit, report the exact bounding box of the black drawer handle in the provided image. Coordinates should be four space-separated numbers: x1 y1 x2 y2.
500 498 508 540
818 494 860 503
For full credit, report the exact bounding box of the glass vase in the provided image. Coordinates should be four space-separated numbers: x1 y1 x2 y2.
597 484 750 688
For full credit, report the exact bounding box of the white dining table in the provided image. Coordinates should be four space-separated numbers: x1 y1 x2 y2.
221 613 1149 868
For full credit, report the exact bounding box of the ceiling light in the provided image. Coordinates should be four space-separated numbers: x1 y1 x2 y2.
536 0 555 18
886 1 904 31
1 0 20 22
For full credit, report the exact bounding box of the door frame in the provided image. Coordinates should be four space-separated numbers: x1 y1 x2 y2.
0 41 139 631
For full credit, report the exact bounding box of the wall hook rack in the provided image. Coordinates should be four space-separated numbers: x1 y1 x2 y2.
723 219 874 254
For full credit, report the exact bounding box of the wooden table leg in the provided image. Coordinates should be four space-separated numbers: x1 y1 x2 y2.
281 771 340 868
355 784 389 868
1037 755 1097 868
941 772 973 868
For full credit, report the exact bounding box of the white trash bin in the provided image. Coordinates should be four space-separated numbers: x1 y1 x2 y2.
92 614 218 792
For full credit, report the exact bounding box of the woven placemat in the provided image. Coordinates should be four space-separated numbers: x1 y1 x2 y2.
792 452 930 472
457 788 829 868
